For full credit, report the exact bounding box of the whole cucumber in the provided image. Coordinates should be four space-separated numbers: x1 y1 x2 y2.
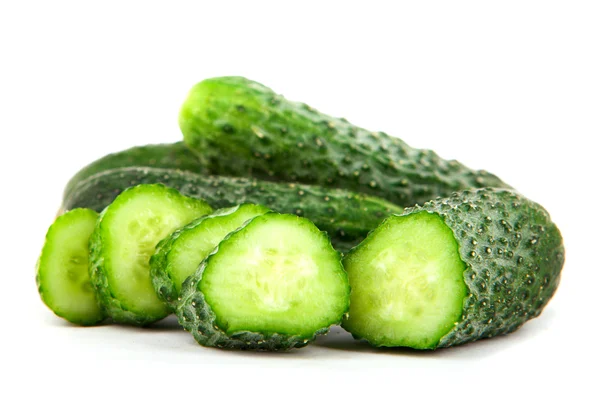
62 167 402 253
180 76 510 206
343 188 564 348
64 142 206 201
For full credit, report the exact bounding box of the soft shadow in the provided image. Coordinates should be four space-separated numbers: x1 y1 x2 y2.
43 313 184 331
144 315 183 331
43 314 112 328
43 307 558 359
314 309 558 359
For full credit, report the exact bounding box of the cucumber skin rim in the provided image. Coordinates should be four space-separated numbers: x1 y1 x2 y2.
36 208 105 326
89 183 212 326
176 212 351 351
342 188 565 349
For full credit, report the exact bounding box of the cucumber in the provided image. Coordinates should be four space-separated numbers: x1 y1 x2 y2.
342 188 564 349
177 213 350 350
64 142 205 201
63 167 402 253
151 203 271 311
36 208 104 326
179 76 510 206
89 184 213 325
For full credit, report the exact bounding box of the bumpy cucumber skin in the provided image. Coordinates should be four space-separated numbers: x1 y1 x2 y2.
89 184 213 326
180 76 510 206
63 167 402 253
36 208 105 326
150 231 185 312
64 142 205 201
150 204 270 311
176 213 349 351
343 188 565 348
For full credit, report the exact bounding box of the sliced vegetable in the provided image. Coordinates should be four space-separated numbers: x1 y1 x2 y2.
36 208 104 326
151 203 270 311
177 213 350 350
89 184 212 325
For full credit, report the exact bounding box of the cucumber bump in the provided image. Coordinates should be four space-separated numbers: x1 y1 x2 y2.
343 188 564 349
177 213 350 350
89 184 213 325
180 76 510 206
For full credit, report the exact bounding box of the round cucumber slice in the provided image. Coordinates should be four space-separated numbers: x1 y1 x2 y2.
151 203 270 311
177 213 350 350
89 184 213 325
342 211 468 349
36 208 104 326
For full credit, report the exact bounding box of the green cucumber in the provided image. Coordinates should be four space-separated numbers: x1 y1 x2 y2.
342 188 564 349
151 203 271 311
64 142 205 201
63 167 402 253
89 184 213 325
36 208 104 326
177 213 350 350
179 76 510 206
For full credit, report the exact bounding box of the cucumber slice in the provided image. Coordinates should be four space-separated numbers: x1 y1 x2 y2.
177 213 350 350
89 184 213 325
36 208 104 326
343 188 564 349
343 212 467 349
151 203 270 311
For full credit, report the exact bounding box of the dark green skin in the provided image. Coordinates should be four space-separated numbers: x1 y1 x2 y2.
180 76 510 206
176 213 348 351
62 167 403 253
63 142 205 201
344 188 565 348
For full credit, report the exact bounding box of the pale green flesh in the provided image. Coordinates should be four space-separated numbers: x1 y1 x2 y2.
201 214 349 338
102 188 212 318
169 204 270 292
37 209 102 324
343 212 467 349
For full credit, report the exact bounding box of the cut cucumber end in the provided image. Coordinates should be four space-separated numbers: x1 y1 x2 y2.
200 213 349 340
37 208 104 326
342 211 467 349
92 184 213 324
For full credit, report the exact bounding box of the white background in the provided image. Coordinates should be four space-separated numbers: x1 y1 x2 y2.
1 1 599 398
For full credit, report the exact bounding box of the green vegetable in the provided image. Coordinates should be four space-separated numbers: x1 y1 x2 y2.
151 203 271 311
342 188 564 349
89 184 213 325
177 213 350 350
179 76 510 206
36 208 104 326
62 167 402 253
64 142 205 201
